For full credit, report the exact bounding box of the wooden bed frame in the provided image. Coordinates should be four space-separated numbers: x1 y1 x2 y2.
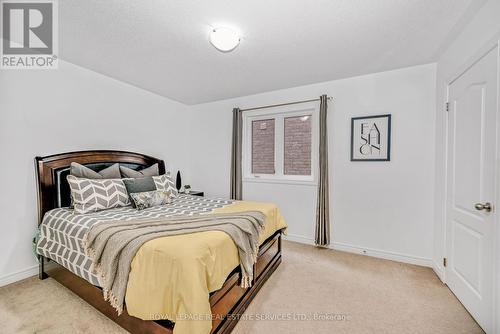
35 150 283 334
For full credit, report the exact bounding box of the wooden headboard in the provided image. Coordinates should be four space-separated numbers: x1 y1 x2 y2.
35 150 166 225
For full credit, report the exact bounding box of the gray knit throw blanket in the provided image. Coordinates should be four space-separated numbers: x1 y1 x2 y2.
82 211 265 315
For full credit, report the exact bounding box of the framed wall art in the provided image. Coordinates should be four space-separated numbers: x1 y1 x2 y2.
351 114 391 161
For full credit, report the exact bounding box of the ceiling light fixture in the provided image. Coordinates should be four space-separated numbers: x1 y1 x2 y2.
209 27 240 52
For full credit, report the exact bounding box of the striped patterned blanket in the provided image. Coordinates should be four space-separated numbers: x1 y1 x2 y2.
37 195 233 285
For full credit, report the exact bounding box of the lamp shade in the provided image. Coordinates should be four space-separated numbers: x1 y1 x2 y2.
176 171 182 191
209 27 240 52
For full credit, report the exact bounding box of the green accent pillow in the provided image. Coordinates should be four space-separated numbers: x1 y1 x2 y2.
122 177 157 207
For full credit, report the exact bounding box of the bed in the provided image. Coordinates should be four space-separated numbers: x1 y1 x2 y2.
35 150 286 334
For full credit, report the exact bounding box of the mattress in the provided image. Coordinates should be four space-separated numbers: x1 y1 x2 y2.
36 194 233 286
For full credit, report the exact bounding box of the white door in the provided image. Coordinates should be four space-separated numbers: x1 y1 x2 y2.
446 46 498 333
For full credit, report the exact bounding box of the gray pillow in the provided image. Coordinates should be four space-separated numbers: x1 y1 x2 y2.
122 177 157 207
70 162 121 179
120 163 159 178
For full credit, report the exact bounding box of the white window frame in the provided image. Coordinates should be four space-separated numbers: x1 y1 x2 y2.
242 102 319 186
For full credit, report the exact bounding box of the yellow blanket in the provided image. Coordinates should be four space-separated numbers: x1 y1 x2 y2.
125 200 287 334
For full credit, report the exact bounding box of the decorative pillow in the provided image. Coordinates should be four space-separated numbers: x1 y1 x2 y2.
120 164 159 178
130 190 172 210
153 173 178 198
70 162 121 179
67 175 130 214
122 177 157 207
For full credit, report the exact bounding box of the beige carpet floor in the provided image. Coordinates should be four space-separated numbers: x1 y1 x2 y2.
0 241 483 334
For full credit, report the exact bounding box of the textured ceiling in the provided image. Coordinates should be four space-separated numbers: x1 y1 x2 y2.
59 0 486 104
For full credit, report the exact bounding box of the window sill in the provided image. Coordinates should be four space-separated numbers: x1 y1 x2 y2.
243 177 317 186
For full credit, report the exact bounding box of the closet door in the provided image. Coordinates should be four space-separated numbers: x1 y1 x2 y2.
445 46 498 333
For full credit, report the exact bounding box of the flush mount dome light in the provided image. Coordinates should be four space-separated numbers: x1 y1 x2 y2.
209 27 240 52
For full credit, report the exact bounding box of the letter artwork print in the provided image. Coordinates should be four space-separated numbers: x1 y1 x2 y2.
351 114 391 161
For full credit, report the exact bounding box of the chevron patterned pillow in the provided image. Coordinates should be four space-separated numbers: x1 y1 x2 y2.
153 173 178 198
67 175 131 214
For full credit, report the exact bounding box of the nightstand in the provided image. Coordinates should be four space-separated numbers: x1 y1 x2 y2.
185 190 204 197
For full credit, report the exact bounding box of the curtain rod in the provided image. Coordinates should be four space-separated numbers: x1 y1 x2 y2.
240 96 333 112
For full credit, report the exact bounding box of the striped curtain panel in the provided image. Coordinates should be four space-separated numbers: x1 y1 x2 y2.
315 95 330 246
230 108 243 200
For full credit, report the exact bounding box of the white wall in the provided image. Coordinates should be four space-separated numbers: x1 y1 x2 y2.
433 0 500 281
0 60 191 286
0 47 439 286
188 63 437 266
0 60 438 286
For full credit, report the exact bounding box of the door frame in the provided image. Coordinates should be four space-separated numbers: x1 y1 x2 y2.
443 39 500 333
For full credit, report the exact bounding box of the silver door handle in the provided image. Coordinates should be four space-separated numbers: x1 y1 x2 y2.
474 202 492 212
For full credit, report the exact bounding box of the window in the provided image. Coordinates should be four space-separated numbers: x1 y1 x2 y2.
243 105 317 184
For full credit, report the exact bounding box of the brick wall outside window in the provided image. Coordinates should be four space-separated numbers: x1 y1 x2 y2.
284 116 311 175
252 119 275 174
249 114 312 177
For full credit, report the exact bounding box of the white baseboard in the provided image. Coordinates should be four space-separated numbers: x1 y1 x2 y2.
282 233 315 245
0 265 38 287
331 242 433 268
283 235 433 268
432 260 446 282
